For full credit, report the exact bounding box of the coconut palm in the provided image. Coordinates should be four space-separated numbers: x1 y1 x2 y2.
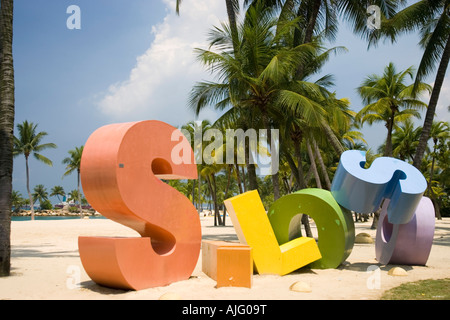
67 189 83 207
50 185 65 203
176 0 241 57
0 0 15 277
426 121 450 218
368 0 450 168
11 190 24 213
32 184 49 210
62 146 84 217
190 3 325 199
181 120 216 213
13 121 57 220
391 119 421 162
356 62 431 157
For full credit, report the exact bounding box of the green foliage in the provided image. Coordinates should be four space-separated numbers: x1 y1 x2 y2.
39 199 53 211
68 206 80 213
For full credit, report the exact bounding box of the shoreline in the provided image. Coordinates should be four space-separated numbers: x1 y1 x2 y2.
1 216 449 300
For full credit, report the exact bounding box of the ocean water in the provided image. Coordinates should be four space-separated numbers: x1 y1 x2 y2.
11 215 107 221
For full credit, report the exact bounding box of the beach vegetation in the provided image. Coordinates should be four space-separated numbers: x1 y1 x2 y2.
13 120 57 221
366 0 449 169
50 185 65 203
356 62 432 157
62 146 84 218
173 0 450 226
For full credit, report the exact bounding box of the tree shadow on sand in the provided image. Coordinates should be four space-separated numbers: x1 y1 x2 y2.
78 280 129 295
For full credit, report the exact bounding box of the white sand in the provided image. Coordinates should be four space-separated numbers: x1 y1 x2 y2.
1 216 449 300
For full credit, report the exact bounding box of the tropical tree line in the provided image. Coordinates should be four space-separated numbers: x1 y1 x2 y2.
173 0 450 227
11 186 88 213
0 0 448 277
11 120 85 220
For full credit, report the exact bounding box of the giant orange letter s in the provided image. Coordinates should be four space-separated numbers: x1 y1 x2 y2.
78 121 201 290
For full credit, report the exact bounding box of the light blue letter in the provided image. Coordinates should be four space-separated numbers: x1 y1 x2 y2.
331 150 427 224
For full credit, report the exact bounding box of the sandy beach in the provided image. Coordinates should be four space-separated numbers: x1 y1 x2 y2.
1 215 449 300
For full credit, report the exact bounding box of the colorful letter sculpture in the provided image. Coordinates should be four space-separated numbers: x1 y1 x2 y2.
376 196 435 265
224 190 322 275
331 150 427 225
78 120 201 290
268 188 355 269
331 150 434 265
202 240 253 288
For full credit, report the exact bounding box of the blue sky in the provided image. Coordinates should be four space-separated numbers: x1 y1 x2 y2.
12 0 449 204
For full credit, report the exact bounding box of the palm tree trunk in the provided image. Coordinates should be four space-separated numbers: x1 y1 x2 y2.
245 142 258 191
234 163 243 194
25 156 35 220
427 149 442 220
313 138 331 189
206 175 216 226
304 0 321 44
222 165 232 226
371 205 382 230
211 174 222 226
413 34 450 168
306 139 322 189
207 174 222 226
225 0 239 58
289 136 313 238
192 179 196 209
77 170 83 218
265 118 280 200
321 120 345 157
384 115 395 157
292 136 306 189
0 0 14 276
295 0 321 79
197 174 202 214
241 166 247 192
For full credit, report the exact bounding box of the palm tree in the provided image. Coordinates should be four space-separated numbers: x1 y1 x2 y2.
391 119 421 162
190 3 323 199
62 146 84 217
200 163 224 226
50 185 65 204
356 62 431 157
181 120 212 214
67 189 83 210
11 190 23 213
426 121 450 219
368 0 450 168
13 121 57 220
0 0 15 277
176 0 241 63
32 184 49 210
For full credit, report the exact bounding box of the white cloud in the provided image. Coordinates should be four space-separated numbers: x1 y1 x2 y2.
97 0 229 126
420 75 450 123
434 76 450 122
